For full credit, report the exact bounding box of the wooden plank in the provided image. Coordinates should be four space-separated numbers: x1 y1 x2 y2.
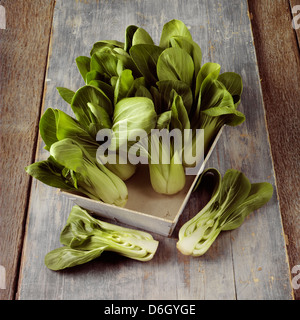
17 0 293 300
0 0 55 300
248 0 300 300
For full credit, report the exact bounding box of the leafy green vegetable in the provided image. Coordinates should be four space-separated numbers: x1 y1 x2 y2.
125 20 245 193
70 85 113 138
45 205 159 270
148 152 186 195
39 108 99 156
56 87 75 104
132 27 155 46
129 44 163 86
192 65 244 153
157 47 194 87
75 56 91 83
25 157 78 191
26 19 247 201
170 36 202 77
110 96 157 151
49 138 128 206
176 168 273 256
159 19 192 49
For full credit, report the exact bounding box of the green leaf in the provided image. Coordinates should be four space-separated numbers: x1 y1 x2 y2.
170 35 202 77
75 56 91 82
114 69 134 104
216 170 252 215
70 85 113 137
87 79 114 102
90 52 118 81
86 70 101 83
170 93 190 131
134 85 153 99
39 108 99 158
56 87 75 105
195 62 221 100
159 19 192 49
129 44 164 85
87 102 112 129
157 47 194 87
50 139 85 174
124 25 139 52
132 27 154 46
90 40 124 56
150 86 163 114
112 48 142 78
157 80 193 114
25 159 75 191
218 72 243 105
192 63 222 128
156 111 172 129
201 105 245 127
221 182 273 230
111 97 157 150
39 108 59 149
45 246 104 271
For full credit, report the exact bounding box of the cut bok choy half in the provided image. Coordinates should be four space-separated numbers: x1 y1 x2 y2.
45 206 159 270
176 168 273 256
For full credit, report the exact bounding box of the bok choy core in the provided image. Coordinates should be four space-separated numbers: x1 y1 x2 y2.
45 206 159 270
176 168 273 256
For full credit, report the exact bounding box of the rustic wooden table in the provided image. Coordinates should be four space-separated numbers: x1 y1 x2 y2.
1 0 299 300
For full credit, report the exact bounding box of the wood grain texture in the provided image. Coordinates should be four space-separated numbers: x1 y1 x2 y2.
0 0 55 300
248 0 300 300
16 0 293 299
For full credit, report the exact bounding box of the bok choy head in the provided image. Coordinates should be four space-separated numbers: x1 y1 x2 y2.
126 19 245 193
49 138 128 207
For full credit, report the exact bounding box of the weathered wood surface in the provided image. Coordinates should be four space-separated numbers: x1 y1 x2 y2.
14 0 293 300
0 0 55 300
248 0 300 300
